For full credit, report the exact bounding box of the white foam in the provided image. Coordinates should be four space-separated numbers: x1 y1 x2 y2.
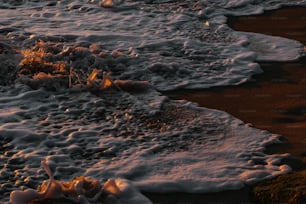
0 86 290 203
237 32 304 62
1 0 305 91
10 175 152 204
200 0 306 18
0 0 305 203
0 0 264 91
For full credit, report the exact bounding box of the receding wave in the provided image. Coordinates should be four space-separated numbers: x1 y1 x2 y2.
1 0 305 203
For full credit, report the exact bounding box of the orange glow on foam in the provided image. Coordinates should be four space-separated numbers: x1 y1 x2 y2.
205 21 210 27
101 0 113 7
88 69 100 81
103 179 122 195
102 75 113 89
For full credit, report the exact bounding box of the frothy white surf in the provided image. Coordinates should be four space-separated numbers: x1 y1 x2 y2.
0 0 305 203
10 160 152 204
0 84 290 202
1 0 305 90
236 32 304 62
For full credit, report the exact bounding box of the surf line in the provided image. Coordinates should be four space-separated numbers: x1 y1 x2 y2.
166 6 306 159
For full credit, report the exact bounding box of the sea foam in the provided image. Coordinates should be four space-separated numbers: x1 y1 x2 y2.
1 0 306 203
0 84 290 202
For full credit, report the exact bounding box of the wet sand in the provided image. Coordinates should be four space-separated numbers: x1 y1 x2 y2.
146 6 306 204
168 6 306 158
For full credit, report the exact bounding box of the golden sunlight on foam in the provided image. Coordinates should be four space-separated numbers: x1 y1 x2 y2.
86 68 100 88
86 69 116 91
32 72 53 80
17 40 121 92
101 73 114 89
111 50 125 57
88 69 99 81
103 179 122 195
100 0 113 7
19 41 66 76
205 21 210 27
16 40 146 93
9 160 124 204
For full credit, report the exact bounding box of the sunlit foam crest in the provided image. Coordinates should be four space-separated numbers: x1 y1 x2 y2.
10 160 152 204
32 72 52 80
205 21 210 27
101 72 114 89
100 0 113 8
86 69 116 91
86 68 101 88
9 160 114 204
88 68 100 82
19 42 67 76
111 50 125 57
16 40 122 92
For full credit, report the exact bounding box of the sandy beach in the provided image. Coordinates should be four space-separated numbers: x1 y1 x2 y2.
150 6 306 204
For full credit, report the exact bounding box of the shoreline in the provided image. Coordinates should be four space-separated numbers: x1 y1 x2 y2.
167 6 306 159
149 6 306 204
1 4 306 204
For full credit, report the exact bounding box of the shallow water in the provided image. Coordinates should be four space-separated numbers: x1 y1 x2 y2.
0 0 306 203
